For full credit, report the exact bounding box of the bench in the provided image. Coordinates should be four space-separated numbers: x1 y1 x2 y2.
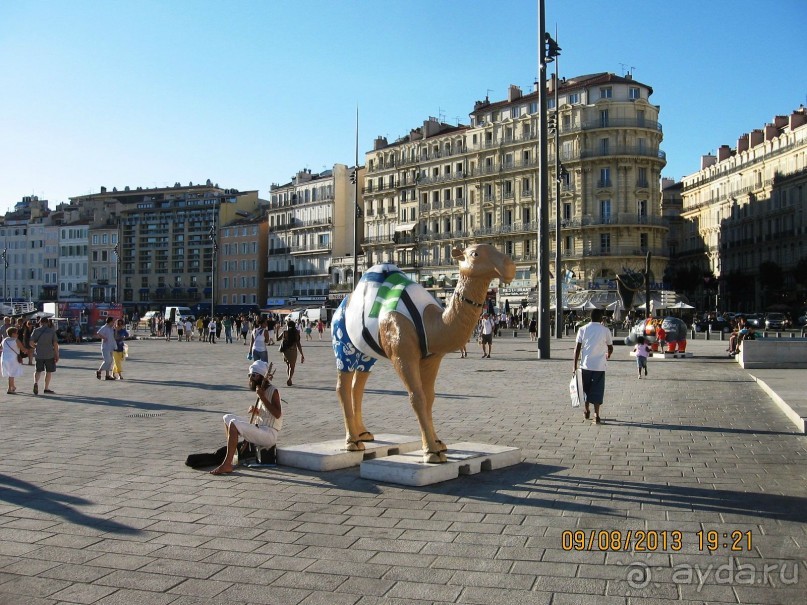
737 338 807 369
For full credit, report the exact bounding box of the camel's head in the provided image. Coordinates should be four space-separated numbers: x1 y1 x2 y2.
452 244 516 285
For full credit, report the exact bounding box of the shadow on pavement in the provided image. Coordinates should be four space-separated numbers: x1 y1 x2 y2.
604 419 800 436
0 474 141 535
416 463 807 523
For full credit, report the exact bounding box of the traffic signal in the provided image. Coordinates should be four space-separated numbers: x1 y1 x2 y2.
547 113 556 134
544 33 561 63
350 169 357 184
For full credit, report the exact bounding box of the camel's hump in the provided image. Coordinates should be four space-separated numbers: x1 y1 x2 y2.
344 263 442 359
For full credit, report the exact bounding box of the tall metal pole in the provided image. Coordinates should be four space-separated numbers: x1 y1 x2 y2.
353 106 360 289
209 218 217 318
553 34 563 339
537 0 551 358
2 248 7 301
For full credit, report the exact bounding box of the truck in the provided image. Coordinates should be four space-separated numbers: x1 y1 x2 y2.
164 306 195 323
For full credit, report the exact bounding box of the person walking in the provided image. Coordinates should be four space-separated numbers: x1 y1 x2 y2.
112 319 129 380
480 313 495 358
573 308 614 424
30 316 59 394
280 319 304 386
223 316 233 343
96 316 117 380
250 318 269 362
633 335 651 379
208 316 217 343
1 326 28 394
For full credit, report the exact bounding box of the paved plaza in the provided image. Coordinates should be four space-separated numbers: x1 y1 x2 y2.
1 329 806 605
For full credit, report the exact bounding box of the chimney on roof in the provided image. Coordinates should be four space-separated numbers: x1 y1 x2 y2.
764 123 778 141
374 136 388 150
548 73 556 94
791 108 807 130
716 145 732 162
100 186 107 193
737 134 749 154
749 129 764 147
773 115 788 129
507 84 522 102
701 154 717 170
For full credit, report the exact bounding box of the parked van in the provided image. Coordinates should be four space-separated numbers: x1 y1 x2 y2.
164 306 195 323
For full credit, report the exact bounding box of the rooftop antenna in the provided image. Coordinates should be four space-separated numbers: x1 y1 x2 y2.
486 88 493 101
455 116 461 126
438 107 446 123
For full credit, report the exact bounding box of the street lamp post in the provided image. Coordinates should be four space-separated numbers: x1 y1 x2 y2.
550 30 563 339
537 0 557 359
113 244 120 304
1 248 7 301
209 221 218 318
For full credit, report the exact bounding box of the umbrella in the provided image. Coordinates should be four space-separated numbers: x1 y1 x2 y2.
571 300 601 310
668 301 694 309
607 299 623 322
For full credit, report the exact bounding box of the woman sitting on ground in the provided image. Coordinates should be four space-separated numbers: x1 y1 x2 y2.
210 360 282 475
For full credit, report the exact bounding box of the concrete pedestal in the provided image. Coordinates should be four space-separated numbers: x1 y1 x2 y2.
360 442 522 486
277 434 421 471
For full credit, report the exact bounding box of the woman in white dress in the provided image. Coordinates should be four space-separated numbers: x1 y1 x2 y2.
1 326 28 394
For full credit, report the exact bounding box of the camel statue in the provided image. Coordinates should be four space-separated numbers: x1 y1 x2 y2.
332 243 516 463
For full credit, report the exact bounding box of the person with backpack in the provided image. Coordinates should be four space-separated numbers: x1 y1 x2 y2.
250 318 269 362
280 320 305 386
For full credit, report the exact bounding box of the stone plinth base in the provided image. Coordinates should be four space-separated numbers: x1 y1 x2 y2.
277 434 421 471
360 442 522 486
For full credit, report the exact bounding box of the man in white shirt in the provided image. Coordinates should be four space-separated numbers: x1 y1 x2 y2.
480 313 495 358
573 309 614 424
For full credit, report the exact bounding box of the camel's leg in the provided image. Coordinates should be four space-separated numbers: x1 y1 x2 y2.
391 356 445 463
351 371 374 441
419 356 446 453
336 370 365 451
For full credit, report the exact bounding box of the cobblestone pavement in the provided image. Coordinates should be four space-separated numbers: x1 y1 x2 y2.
1 330 805 605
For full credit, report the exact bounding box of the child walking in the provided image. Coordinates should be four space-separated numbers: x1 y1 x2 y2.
633 335 651 379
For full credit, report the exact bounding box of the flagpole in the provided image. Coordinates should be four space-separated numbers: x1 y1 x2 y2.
353 106 359 289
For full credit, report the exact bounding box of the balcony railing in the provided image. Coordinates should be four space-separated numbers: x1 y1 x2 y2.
581 146 666 160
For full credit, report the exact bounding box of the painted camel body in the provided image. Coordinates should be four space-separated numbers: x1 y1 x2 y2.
333 244 516 463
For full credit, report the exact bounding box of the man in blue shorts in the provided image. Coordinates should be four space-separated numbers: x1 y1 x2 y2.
573 308 613 424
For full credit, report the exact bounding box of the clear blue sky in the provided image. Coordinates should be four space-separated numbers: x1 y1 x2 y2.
2 0 805 214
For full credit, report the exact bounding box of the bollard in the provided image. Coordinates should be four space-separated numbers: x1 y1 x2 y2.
720 330 724 341
513 330 518 338
777 332 781 338
791 332 795 339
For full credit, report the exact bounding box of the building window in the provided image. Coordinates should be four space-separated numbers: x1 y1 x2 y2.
638 200 648 219
600 200 612 223
568 92 580 104
600 233 611 254
563 203 572 222
600 87 612 99
629 87 640 100
599 138 609 155
640 233 648 251
600 109 608 127
599 168 611 188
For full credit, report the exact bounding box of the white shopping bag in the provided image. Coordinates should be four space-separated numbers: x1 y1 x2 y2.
569 369 585 407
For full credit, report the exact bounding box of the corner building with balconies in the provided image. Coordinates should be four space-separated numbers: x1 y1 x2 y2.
362 72 668 306
267 165 362 310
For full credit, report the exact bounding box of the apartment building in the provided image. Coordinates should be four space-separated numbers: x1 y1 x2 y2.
88 226 119 303
361 72 668 307
71 183 259 310
58 222 90 302
218 212 268 313
679 106 807 311
0 196 51 301
267 165 362 309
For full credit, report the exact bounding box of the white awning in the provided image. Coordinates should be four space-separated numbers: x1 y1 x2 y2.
394 222 417 232
398 247 415 251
